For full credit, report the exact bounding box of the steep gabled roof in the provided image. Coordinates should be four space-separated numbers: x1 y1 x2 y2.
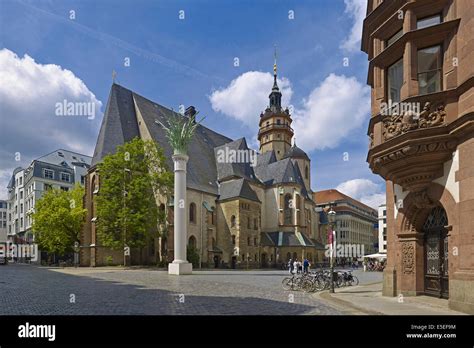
92 84 140 166
218 178 260 203
214 138 258 182
91 83 232 194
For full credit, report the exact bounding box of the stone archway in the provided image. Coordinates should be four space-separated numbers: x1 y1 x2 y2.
392 183 457 298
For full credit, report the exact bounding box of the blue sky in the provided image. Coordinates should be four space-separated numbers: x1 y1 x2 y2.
0 0 386 206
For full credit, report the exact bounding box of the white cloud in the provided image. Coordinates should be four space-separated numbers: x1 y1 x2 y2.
0 48 102 199
292 73 370 151
209 71 292 127
209 72 369 152
340 0 367 53
336 178 386 209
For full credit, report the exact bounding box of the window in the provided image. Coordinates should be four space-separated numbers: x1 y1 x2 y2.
385 29 402 47
254 218 258 230
247 217 251 229
60 187 69 191
417 45 442 95
247 237 251 245
387 58 403 103
20 191 23 199
254 237 257 246
60 172 70 182
20 204 23 213
44 183 52 191
44 169 54 180
189 203 196 223
284 194 293 225
277 119 281 125
232 235 236 245
19 177 22 185
231 215 236 228
81 175 86 185
188 236 196 249
305 165 309 179
417 14 441 29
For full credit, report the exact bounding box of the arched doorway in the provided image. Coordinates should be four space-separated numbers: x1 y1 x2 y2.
423 206 449 299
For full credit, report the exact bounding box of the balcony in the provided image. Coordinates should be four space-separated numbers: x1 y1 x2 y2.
367 95 474 192
258 123 293 137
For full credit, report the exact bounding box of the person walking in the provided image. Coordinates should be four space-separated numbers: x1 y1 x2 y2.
288 259 294 274
302 258 308 273
293 259 299 274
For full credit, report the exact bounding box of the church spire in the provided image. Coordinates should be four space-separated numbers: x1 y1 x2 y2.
269 45 282 109
273 45 278 90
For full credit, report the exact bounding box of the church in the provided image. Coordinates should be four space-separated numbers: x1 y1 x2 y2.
80 62 326 268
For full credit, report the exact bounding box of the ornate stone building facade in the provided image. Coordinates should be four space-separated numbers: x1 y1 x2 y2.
81 62 323 269
361 0 474 313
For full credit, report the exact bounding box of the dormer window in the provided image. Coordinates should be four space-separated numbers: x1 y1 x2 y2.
58 151 64 157
60 172 71 182
43 169 54 180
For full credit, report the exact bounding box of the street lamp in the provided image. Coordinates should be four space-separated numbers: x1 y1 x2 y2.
327 207 336 293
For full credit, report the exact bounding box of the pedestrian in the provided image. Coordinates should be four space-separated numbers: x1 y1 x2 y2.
293 259 299 274
303 258 309 274
288 258 294 274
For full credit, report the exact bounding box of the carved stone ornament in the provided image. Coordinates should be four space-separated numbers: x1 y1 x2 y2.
402 242 415 274
382 102 446 141
369 132 374 149
411 189 436 209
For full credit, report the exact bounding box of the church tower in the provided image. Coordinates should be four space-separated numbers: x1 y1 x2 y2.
258 51 294 160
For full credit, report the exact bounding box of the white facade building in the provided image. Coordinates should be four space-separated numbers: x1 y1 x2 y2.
0 200 7 243
7 150 91 243
378 204 387 253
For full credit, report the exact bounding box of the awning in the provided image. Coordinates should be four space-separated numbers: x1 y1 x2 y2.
363 253 387 259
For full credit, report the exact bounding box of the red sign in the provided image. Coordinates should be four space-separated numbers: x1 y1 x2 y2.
327 228 333 244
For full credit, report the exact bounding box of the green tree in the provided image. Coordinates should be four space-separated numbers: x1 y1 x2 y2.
32 184 86 255
96 137 173 252
187 245 200 268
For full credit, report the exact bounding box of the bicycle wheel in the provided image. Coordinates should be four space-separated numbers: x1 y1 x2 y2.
282 277 293 291
302 278 314 293
351 275 359 286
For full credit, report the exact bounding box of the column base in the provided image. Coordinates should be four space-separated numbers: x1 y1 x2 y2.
168 261 193 275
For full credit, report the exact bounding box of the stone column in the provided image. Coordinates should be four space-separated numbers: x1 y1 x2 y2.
168 153 193 275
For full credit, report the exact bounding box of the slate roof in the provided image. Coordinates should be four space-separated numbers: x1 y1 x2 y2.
92 83 314 200
92 84 232 195
260 231 318 248
218 178 260 203
283 144 310 161
36 149 92 168
214 138 259 182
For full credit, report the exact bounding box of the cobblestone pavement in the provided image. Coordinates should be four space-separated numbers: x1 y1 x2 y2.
0 264 381 315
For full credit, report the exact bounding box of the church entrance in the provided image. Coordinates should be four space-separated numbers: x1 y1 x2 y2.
423 206 449 299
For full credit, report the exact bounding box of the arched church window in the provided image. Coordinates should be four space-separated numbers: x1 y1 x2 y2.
284 194 293 225
189 203 196 223
188 235 196 249
232 235 236 245
305 165 309 179
231 215 236 227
